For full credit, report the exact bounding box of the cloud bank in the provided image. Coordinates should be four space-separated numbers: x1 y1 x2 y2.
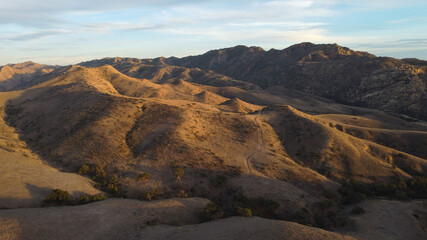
0 0 426 64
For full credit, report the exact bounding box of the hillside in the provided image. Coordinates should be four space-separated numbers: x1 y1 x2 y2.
0 46 426 240
161 43 427 120
0 61 57 91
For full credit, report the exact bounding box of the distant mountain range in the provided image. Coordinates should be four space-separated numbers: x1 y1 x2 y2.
162 43 427 121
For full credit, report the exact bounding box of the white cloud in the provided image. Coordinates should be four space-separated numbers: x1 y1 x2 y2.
1 0 426 64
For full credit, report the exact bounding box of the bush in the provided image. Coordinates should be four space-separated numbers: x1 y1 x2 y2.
78 194 91 204
235 207 252 217
199 203 222 222
91 194 107 202
338 176 427 203
94 164 107 185
44 189 71 205
137 172 150 182
173 167 184 178
78 163 90 175
106 175 119 195
173 167 184 183
107 183 118 194
143 190 158 201
339 180 370 204
408 176 427 198
233 193 280 218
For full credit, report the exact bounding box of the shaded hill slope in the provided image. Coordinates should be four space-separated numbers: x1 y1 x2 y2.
0 61 57 91
2 65 339 217
162 43 427 120
79 57 260 90
264 105 427 182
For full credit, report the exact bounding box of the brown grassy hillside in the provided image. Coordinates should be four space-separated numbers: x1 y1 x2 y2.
0 57 426 239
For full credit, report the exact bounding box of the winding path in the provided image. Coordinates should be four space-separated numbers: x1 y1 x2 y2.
245 109 265 175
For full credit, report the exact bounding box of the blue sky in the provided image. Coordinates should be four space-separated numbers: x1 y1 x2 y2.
1 0 427 65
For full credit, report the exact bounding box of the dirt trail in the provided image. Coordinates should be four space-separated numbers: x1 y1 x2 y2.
245 110 265 175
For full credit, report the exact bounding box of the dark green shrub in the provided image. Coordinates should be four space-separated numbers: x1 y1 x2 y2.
107 183 118 194
78 194 91 204
339 180 369 204
78 163 90 175
44 189 71 205
91 194 107 202
106 175 119 195
408 176 427 198
199 203 222 222
173 167 184 179
94 164 107 185
232 193 280 218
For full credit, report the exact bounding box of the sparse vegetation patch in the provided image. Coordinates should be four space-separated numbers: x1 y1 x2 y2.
43 189 107 206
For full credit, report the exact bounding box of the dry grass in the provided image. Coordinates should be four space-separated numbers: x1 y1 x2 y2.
0 61 426 240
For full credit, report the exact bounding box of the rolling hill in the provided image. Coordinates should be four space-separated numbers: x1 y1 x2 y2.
0 44 426 239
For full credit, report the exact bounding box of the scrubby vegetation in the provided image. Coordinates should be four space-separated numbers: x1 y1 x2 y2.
78 194 91 204
339 176 427 204
78 163 90 175
91 193 107 201
173 167 184 183
232 193 280 218
43 189 107 206
43 189 72 206
235 207 252 217
199 203 223 222
137 172 150 182
77 162 124 197
143 189 158 201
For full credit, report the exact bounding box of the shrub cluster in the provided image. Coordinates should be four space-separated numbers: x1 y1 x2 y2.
78 163 124 197
199 203 223 222
339 176 427 204
43 189 71 205
235 207 252 217
43 189 107 206
232 193 280 218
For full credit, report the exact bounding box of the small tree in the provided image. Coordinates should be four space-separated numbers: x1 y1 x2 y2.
78 163 90 175
44 189 71 205
173 167 184 183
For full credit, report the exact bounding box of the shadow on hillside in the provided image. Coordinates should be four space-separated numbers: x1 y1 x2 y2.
3 83 114 171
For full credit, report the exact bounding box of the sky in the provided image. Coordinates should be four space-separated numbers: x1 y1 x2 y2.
1 0 427 65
